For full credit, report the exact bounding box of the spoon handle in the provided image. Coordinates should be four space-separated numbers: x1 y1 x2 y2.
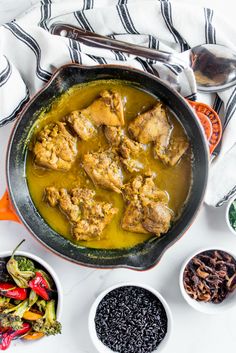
50 24 172 63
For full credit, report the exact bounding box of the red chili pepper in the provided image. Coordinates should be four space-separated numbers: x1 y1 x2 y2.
9 323 31 340
0 283 27 300
0 333 11 351
0 323 31 350
28 272 51 300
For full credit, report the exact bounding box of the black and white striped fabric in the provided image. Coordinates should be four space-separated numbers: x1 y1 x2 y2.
0 0 235 206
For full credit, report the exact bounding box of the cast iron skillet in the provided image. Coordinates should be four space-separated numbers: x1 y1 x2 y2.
5 64 209 270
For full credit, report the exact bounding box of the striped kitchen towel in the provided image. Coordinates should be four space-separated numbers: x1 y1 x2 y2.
0 0 235 206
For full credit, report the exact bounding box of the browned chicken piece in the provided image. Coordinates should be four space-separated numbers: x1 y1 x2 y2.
70 187 95 206
119 136 143 159
83 149 123 193
123 175 142 203
142 201 173 236
139 176 169 205
121 158 144 173
154 136 189 166
74 202 117 241
81 90 125 126
45 186 81 222
104 126 124 146
105 126 145 173
123 175 169 205
122 176 172 236
121 201 149 234
119 136 144 173
44 186 60 207
128 102 172 146
33 122 77 171
44 186 117 241
66 110 97 141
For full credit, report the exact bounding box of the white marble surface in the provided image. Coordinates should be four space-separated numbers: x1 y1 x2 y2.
1 1 236 353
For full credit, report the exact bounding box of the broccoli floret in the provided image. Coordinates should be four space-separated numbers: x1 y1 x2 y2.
14 256 35 272
0 296 11 311
0 298 30 330
0 290 38 330
32 300 61 336
0 299 29 330
0 312 22 330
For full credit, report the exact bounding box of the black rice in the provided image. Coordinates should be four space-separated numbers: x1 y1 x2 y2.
94 286 168 353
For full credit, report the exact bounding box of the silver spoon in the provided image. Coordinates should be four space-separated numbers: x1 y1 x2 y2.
50 23 236 93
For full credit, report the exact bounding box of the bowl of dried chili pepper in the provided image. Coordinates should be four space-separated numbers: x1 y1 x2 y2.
0 240 63 350
179 248 236 314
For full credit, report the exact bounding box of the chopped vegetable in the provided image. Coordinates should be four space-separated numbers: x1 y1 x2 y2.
0 261 11 283
0 330 11 351
32 300 61 336
0 300 29 330
0 290 38 330
29 272 53 301
36 270 54 288
0 323 31 350
22 332 44 340
6 240 35 288
28 289 38 307
0 283 27 301
0 314 22 331
14 257 35 273
0 298 11 311
23 311 43 321
36 300 47 312
229 200 236 231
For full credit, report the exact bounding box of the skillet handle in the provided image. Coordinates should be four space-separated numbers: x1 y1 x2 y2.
0 190 21 223
186 100 222 155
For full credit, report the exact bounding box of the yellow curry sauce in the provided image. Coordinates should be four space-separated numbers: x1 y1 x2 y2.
26 80 192 249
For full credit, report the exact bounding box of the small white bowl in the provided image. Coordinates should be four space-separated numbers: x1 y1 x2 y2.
88 282 173 353
179 248 236 314
226 197 236 235
0 250 63 319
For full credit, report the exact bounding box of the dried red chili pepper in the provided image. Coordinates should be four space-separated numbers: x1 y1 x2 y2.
28 272 52 301
0 323 31 350
0 283 27 300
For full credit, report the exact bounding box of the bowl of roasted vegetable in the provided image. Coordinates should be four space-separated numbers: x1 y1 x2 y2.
0 241 62 350
179 248 236 314
2 64 209 270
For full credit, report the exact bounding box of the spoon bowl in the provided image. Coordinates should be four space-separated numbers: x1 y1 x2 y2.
190 44 236 92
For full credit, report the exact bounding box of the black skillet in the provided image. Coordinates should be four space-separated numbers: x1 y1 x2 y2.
1 64 209 270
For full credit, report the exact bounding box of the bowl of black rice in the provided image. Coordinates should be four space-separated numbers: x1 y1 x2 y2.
88 282 173 353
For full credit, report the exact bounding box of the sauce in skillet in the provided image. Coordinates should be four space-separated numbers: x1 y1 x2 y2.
26 80 192 249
